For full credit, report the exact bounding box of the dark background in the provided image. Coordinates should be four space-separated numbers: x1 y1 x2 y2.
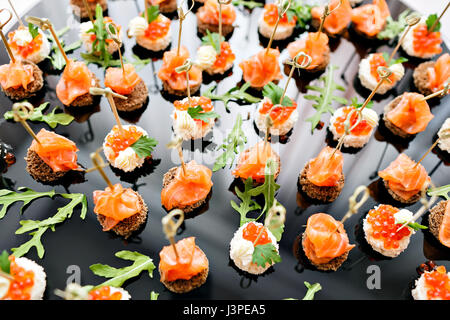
0 0 448 300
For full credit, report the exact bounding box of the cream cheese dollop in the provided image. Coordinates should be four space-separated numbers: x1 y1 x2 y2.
128 16 148 37
79 21 94 43
172 109 199 140
0 277 10 299
361 108 379 128
438 118 450 153
196 45 217 70
394 209 415 234
12 28 33 46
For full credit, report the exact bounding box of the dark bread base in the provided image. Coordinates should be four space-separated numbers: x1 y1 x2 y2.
196 12 234 37
301 233 349 271
3 60 44 100
383 95 416 140
298 163 344 203
114 80 149 112
66 74 101 108
382 179 423 205
413 61 435 96
70 0 108 19
428 200 448 243
161 80 201 97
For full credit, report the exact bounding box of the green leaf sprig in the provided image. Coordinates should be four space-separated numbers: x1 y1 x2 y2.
4 102 74 128
150 291 159 300
396 221 428 231
302 282 322 300
230 178 262 226
287 0 312 28
201 30 224 54
304 65 347 133
130 135 158 158
90 250 156 288
232 0 263 10
381 52 408 67
124 54 151 71
0 187 56 220
141 5 160 24
350 97 373 109
203 82 261 112
0 250 10 274
377 10 410 40
262 82 293 107
28 23 39 39
427 184 450 200
252 242 281 267
46 26 82 70
187 105 220 124
426 14 441 32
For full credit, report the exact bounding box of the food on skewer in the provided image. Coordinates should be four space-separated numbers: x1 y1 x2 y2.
128 6 172 52
258 3 297 41
287 32 330 73
58 283 131 300
311 0 352 37
413 53 450 96
196 31 235 75
351 0 390 39
0 60 43 101
147 0 177 14
378 153 431 205
382 92 434 139
79 16 122 55
401 16 443 59
412 265 450 300
70 0 108 19
0 253 47 300
301 213 354 271
93 183 148 238
7 25 50 64
363 204 415 258
196 0 236 37
298 146 344 203
232 141 281 184
240 49 283 89
0 140 15 174
230 221 279 275
436 118 450 156
428 199 450 248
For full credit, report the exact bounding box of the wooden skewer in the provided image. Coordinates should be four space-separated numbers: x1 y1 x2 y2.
315 0 342 41
82 0 95 25
144 0 149 23
359 66 392 112
387 14 420 65
177 0 195 56
280 52 312 106
421 83 450 101
266 0 291 55
341 186 370 224
0 9 15 63
415 130 450 168
175 59 193 106
218 0 232 42
429 1 450 33
105 22 125 77
90 150 113 189
12 102 41 145
8 0 24 27
162 209 185 260
167 136 187 175
0 269 14 281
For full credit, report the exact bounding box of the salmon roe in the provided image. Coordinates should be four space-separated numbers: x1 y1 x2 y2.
88 286 123 300
105 125 143 158
263 4 296 26
174 96 213 128
3 256 35 300
144 17 170 41
413 24 442 56
367 205 411 250
370 53 395 82
213 42 235 70
8 30 43 59
424 266 450 300
242 222 271 246
333 106 373 136
259 99 297 125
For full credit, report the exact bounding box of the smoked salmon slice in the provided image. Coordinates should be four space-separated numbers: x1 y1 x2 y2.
197 0 236 25
239 48 283 88
104 63 141 95
378 153 430 200
303 213 354 265
428 53 450 93
157 46 202 91
386 92 434 135
159 237 208 282
287 32 329 70
311 0 352 35
56 59 93 105
161 160 213 210
232 141 279 183
351 0 390 38
0 61 34 90
306 146 343 187
439 201 450 248
29 128 79 172
93 184 141 231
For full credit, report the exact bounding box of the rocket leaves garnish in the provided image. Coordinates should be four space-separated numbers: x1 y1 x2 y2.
0 187 56 220
203 82 261 112
231 178 262 226
377 10 410 40
426 14 441 32
213 113 247 172
287 0 312 28
130 135 158 158
265 201 285 242
427 184 450 200
247 159 280 215
350 97 373 109
252 243 281 267
396 221 428 231
28 23 39 39
150 291 159 300
381 52 408 66
232 0 263 9
201 30 223 54
46 26 82 70
0 250 10 274
303 282 322 300
262 82 293 107
187 105 220 124
124 54 151 71
4 102 74 129
11 192 87 258
304 65 347 133
90 250 156 288
141 5 160 24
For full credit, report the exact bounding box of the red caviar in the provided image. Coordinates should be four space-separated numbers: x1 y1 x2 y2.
370 53 395 82
413 24 442 56
367 205 411 250
213 42 235 70
242 222 271 246
3 256 35 300
144 16 171 41
259 98 297 125
89 286 123 300
263 4 296 26
174 96 213 129
105 126 143 158
424 266 450 300
333 106 373 136
8 29 44 59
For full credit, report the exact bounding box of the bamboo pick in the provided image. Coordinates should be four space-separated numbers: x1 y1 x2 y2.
162 209 185 260
415 130 450 168
341 186 370 224
218 0 232 41
8 0 24 27
177 0 195 56
82 0 95 25
359 66 392 112
167 136 186 175
144 0 149 24
421 82 450 101
90 149 113 189
387 14 420 65
12 102 41 145
0 9 15 63
105 22 125 77
429 1 450 33
253 200 286 246
315 0 342 41
0 269 14 281
280 52 312 106
266 0 291 55
175 59 193 106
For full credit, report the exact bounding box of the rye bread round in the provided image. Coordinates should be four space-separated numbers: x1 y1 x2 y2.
382 179 423 205
196 11 234 37
3 60 44 100
428 199 448 243
26 149 71 183
70 0 108 18
97 191 148 239
66 74 101 108
162 79 201 97
413 61 435 96
382 95 415 139
157 0 178 13
301 233 349 271
159 247 209 293
114 80 148 112
298 163 345 203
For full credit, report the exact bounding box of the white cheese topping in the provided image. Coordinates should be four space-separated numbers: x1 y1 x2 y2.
14 257 47 300
412 270 450 300
438 118 450 153
12 28 33 46
196 45 217 70
128 16 148 37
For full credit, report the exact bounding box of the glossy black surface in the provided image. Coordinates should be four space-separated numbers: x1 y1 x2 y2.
0 0 449 300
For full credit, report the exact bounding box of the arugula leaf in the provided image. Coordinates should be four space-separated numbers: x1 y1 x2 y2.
124 54 151 71
0 250 10 274
248 159 280 214
90 250 156 288
232 0 263 9
203 82 261 112
288 0 312 28
187 105 220 124
377 10 410 40
304 65 347 133
81 52 121 68
266 201 285 242
252 243 281 267
262 82 293 107
4 103 74 128
350 97 373 109
201 30 223 54
213 113 247 171
0 187 56 219
28 23 39 39
427 184 450 200
45 26 81 70
130 135 158 158
230 178 262 226
397 221 428 231
141 5 160 24
12 193 87 258
426 14 441 32
381 52 408 66
150 291 159 300
303 281 322 300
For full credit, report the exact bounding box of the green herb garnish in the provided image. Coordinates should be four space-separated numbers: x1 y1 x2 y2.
187 105 220 124
381 52 408 66
141 5 160 24
201 30 224 54
426 14 441 32
150 291 159 300
130 135 158 158
265 201 285 242
4 102 74 128
230 177 262 226
247 159 280 214
0 250 10 274
303 282 322 300
350 97 373 109
396 221 428 231
203 82 261 112
124 54 151 71
232 0 263 9
46 26 82 70
0 187 56 220
28 23 39 39
262 82 293 107
287 0 312 28
252 243 281 267
377 10 410 40
427 184 450 200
